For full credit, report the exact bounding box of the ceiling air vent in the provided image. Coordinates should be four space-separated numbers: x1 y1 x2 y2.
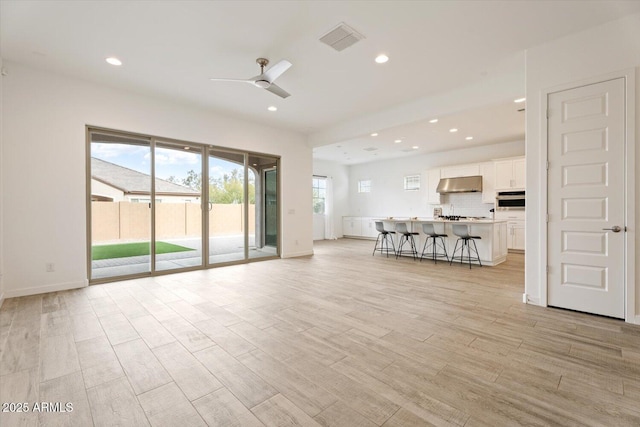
363 147 378 152
320 23 365 52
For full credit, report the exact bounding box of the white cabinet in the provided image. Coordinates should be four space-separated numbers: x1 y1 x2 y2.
342 217 379 238
495 157 526 190
361 218 380 238
492 222 508 259
441 164 480 179
480 161 495 204
426 169 441 205
507 220 525 251
342 217 362 237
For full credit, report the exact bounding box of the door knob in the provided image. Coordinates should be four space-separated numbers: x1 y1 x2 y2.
602 226 622 232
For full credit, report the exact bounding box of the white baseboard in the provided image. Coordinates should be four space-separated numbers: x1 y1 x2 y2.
525 295 541 306
282 250 314 259
3 280 88 299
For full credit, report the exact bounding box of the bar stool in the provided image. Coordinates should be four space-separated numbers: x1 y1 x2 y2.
395 222 419 260
372 221 396 257
449 224 482 269
420 223 449 263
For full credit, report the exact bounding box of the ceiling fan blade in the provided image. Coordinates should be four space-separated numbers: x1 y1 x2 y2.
209 78 252 83
263 60 292 83
265 83 291 99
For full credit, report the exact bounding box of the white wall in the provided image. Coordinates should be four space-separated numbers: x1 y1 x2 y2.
525 14 640 322
1 62 312 298
347 140 524 217
312 159 349 237
0 57 4 306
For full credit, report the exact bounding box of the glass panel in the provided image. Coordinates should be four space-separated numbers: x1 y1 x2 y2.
264 168 278 249
90 132 151 279
154 143 203 271
208 149 246 264
249 154 279 258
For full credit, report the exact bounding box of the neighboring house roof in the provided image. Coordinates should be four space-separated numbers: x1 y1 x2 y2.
91 157 200 196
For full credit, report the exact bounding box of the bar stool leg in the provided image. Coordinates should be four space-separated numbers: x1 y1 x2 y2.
438 236 449 262
449 239 459 266
471 238 482 267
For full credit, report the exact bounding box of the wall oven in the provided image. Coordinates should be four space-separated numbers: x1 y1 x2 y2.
496 190 525 210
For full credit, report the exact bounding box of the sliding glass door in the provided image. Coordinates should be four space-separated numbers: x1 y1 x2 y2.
89 131 152 280
88 127 280 282
248 154 278 259
207 149 246 265
154 142 203 272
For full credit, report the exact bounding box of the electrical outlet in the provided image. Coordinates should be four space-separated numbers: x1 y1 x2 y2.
46 263 55 272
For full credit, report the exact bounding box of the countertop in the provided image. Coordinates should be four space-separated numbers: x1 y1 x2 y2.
378 218 507 224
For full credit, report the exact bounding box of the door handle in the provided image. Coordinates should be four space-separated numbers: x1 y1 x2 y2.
602 226 622 233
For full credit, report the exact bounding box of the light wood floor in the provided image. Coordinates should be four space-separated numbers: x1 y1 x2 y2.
1 238 639 426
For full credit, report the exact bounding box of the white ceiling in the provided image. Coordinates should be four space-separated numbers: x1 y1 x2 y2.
2 1 639 164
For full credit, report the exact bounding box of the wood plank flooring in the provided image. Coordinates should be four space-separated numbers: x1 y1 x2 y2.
1 238 640 426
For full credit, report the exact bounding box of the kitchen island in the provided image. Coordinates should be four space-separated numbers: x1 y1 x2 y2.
379 218 508 266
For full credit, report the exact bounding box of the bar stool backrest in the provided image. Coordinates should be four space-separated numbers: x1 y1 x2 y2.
375 221 385 233
395 222 409 234
452 223 470 238
422 223 436 236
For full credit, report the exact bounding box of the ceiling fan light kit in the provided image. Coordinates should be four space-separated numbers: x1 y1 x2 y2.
210 57 292 98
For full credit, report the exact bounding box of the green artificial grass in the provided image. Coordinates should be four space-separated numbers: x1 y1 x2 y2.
92 241 195 260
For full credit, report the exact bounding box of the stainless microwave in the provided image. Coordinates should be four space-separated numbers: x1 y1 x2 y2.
496 191 525 210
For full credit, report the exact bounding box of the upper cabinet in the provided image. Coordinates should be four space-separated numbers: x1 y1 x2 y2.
426 168 441 205
480 161 496 203
495 157 526 190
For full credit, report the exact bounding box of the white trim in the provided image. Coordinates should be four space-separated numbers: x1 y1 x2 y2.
281 250 314 258
540 68 636 323
3 280 88 299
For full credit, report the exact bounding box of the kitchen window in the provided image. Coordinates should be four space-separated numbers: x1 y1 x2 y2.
404 174 420 191
358 179 371 193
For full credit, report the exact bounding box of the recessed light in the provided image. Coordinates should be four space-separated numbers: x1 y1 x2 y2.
375 54 389 64
370 133 378 137
514 97 526 103
252 163 258 166
184 146 190 150
465 136 473 140
267 106 277 112
429 119 438 123
105 57 122 66
394 139 402 143
412 146 419 150
449 128 458 133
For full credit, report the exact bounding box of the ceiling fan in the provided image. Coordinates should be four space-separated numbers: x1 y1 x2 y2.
210 58 292 98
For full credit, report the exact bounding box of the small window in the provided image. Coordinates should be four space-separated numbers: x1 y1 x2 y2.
312 176 326 214
404 175 420 191
358 180 371 193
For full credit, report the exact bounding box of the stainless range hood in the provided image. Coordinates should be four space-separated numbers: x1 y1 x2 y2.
436 175 483 194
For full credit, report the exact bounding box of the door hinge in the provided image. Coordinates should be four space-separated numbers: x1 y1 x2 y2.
546 266 550 274
546 161 550 170
546 109 550 119
546 213 549 223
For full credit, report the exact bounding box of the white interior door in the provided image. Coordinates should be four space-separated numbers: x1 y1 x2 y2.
547 78 626 318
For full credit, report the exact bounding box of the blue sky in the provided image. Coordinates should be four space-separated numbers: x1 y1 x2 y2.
91 143 241 182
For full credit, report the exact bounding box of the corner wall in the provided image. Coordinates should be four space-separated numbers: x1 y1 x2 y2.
525 13 640 322
1 62 312 298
